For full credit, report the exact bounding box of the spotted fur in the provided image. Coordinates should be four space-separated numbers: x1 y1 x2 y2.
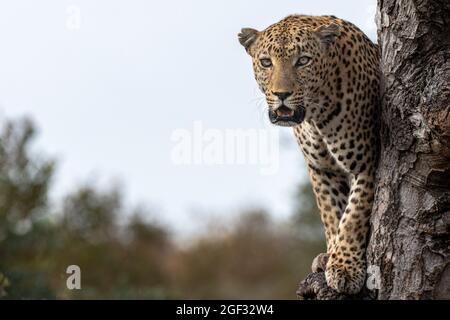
239 15 380 294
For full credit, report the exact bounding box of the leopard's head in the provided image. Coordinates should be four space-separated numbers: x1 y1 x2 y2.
239 17 340 127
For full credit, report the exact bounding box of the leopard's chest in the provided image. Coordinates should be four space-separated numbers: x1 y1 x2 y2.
293 122 338 170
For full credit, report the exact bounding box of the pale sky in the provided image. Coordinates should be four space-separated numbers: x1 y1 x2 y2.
0 0 377 235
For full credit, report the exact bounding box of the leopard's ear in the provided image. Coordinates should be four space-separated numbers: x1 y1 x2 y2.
238 28 259 54
313 23 341 47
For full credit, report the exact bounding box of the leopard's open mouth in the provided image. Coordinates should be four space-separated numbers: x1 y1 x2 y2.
269 105 305 126
276 105 295 118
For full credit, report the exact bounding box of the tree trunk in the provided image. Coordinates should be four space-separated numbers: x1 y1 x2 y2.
298 0 450 300
366 0 450 300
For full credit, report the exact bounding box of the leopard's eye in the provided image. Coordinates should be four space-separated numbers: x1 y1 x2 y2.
295 56 312 67
260 58 273 68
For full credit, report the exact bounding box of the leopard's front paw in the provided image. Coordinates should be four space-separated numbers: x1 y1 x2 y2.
311 252 329 273
325 256 366 294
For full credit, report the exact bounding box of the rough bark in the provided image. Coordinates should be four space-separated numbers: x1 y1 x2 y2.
298 0 450 300
367 0 450 300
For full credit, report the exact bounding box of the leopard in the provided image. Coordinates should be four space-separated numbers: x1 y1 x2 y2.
238 14 380 294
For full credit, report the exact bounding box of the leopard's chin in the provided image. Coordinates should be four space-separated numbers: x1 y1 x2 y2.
269 106 305 127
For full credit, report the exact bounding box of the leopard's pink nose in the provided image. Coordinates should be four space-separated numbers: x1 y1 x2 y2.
272 91 293 101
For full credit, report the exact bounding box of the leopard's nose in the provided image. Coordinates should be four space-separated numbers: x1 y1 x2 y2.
272 91 293 101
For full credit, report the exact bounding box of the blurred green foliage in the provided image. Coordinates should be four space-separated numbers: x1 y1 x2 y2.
0 117 324 299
